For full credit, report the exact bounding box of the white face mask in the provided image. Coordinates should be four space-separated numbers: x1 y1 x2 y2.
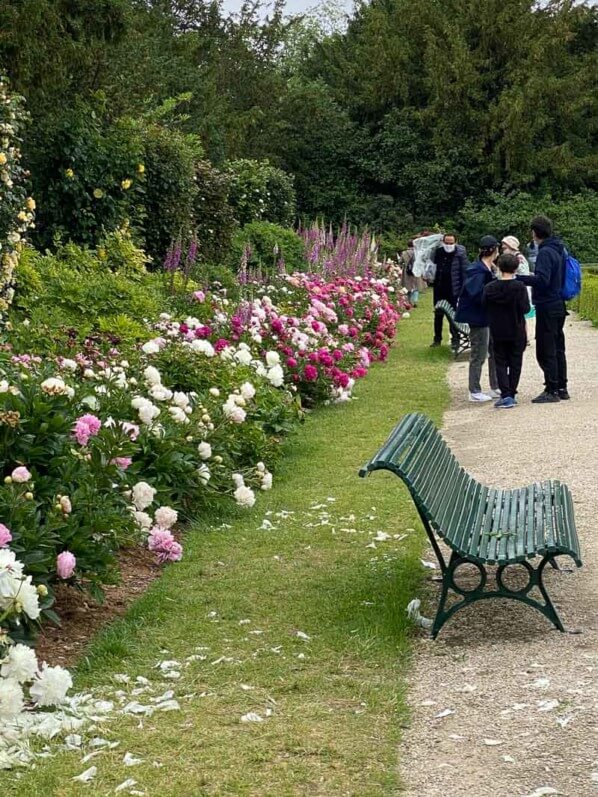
443 244 456 253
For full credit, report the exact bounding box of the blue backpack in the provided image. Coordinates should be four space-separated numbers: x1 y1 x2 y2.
561 249 582 301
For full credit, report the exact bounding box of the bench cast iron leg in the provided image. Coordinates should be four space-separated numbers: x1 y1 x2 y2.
430 552 568 639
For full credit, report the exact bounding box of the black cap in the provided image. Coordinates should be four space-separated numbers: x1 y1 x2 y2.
479 235 499 248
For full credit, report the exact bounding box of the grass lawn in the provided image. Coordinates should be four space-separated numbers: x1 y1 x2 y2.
4 295 451 796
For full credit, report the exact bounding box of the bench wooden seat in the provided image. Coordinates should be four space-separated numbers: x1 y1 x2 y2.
435 299 470 358
359 413 582 638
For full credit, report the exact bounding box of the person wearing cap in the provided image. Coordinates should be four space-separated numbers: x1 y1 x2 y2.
501 235 534 319
455 235 501 402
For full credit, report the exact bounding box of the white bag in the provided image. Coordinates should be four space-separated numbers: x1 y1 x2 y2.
412 234 443 280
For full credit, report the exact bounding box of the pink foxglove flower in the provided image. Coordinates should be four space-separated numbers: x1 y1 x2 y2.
11 466 32 483
56 551 76 579
0 523 12 547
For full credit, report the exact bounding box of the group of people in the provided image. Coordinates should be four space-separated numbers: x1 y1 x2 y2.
413 216 569 408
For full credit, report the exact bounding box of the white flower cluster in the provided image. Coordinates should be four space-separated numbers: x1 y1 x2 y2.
232 473 256 508
255 462 273 491
0 549 40 621
40 377 74 398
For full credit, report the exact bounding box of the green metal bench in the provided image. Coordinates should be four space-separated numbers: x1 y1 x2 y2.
434 299 470 358
359 413 582 639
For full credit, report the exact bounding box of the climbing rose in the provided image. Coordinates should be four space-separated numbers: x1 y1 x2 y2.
56 551 76 579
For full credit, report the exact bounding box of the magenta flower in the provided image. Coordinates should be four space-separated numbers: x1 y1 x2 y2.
286 357 298 369
11 466 32 483
304 364 318 382
0 523 12 547
56 551 76 579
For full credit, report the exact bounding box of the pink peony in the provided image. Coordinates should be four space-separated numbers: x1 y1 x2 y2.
56 551 76 579
193 290 205 302
0 523 12 547
73 414 102 446
121 422 140 441
286 357 298 369
112 457 132 470
11 466 32 483
304 364 318 382
148 527 183 564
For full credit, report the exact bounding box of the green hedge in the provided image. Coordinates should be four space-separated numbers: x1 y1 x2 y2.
575 273 598 326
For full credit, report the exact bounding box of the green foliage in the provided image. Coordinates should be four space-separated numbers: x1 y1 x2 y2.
141 124 200 266
231 222 305 276
576 273 598 326
8 239 169 353
457 190 598 262
30 102 145 249
193 159 237 266
225 159 297 227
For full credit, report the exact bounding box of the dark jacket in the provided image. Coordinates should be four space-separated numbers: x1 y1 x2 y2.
431 245 469 302
482 278 530 341
455 259 494 327
517 236 565 311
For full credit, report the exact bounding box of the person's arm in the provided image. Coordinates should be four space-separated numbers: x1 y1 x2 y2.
517 249 551 289
451 248 468 299
518 283 531 316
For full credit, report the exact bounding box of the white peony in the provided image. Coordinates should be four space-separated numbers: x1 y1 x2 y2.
132 482 156 511
232 473 245 488
138 402 160 425
133 511 152 530
60 358 77 371
0 569 41 620
149 384 173 402
209 387 220 397
234 348 252 366
1 643 39 683
0 678 24 718
144 366 162 386
222 399 246 424
267 365 284 387
261 472 273 490
40 377 69 396
190 340 215 357
154 506 178 529
265 350 280 366
30 664 73 706
197 464 211 484
141 340 160 355
172 391 190 409
197 442 212 460
240 382 256 400
234 485 256 508
169 406 189 424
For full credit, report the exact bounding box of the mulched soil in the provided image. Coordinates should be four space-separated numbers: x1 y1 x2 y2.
35 546 161 668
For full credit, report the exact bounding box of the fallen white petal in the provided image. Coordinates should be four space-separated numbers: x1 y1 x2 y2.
456 684 477 693
420 559 438 569
483 739 503 746
155 699 180 712
374 531 391 541
434 709 455 719
556 715 574 728
115 779 138 793
123 752 144 766
502 755 515 763
73 766 97 783
538 699 559 712
529 678 550 689
295 631 310 641
240 712 264 723
524 789 561 797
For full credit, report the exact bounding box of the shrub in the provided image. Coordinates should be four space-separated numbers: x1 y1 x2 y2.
141 125 200 267
457 190 598 262
225 159 296 227
30 101 145 250
194 159 237 266
7 236 169 353
231 222 305 278
0 76 35 323
575 273 598 326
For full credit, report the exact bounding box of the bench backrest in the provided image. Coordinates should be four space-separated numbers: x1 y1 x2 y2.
360 413 477 545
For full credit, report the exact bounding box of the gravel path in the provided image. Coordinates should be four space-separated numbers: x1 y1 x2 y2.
401 314 598 797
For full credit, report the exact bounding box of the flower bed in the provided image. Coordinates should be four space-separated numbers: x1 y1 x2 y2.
0 262 407 748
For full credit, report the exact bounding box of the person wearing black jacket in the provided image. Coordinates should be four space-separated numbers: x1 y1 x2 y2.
429 233 469 349
517 216 568 403
483 254 530 409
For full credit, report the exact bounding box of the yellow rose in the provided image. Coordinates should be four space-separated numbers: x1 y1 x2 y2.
26 197 36 211
65 168 75 179
137 163 145 175
0 153 6 165
121 178 132 190
93 188 104 199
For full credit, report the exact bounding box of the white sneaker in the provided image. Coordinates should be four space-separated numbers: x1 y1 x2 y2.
488 389 501 399
469 392 492 403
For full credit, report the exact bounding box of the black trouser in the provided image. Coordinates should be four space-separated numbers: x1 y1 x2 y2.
493 337 526 398
433 291 458 346
535 308 567 393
